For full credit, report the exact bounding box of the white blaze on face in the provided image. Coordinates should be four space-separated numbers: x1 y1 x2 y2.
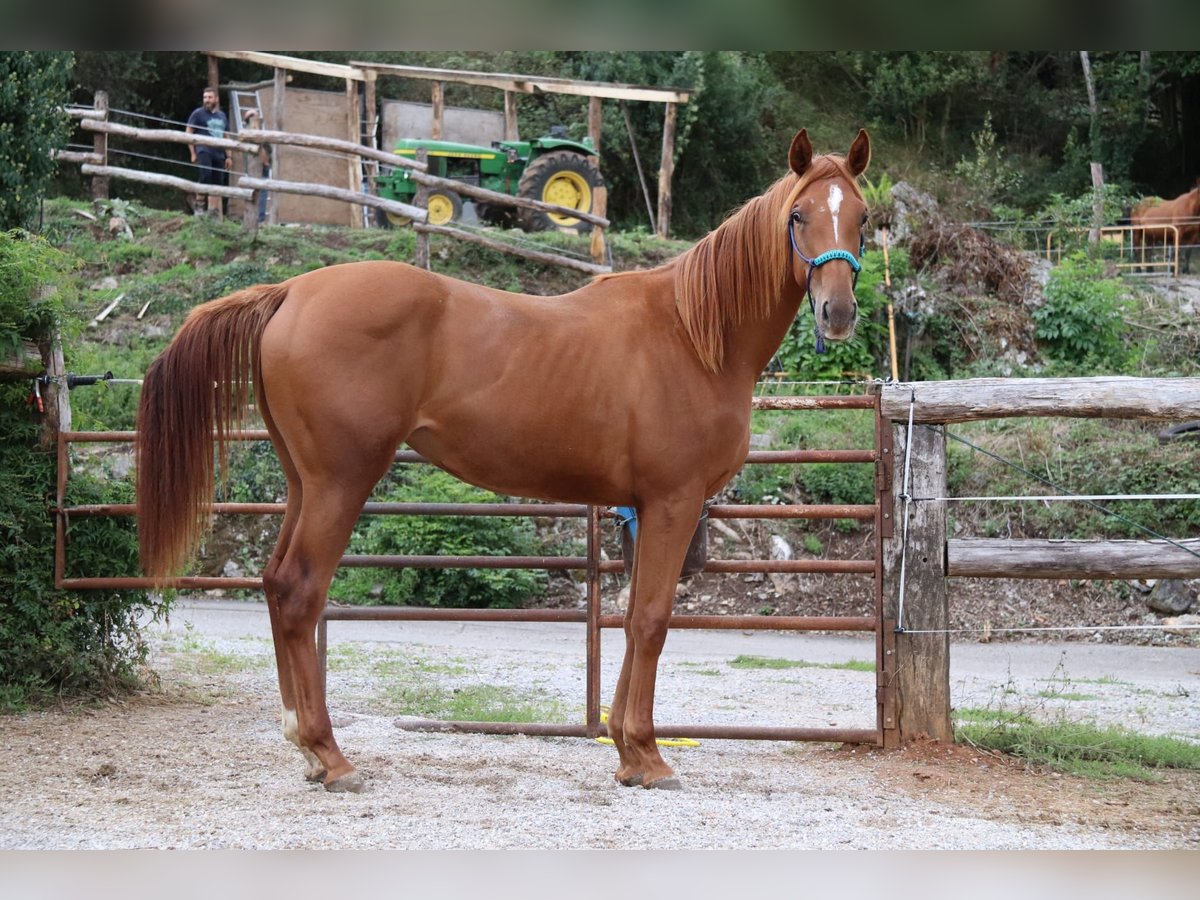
828 183 844 243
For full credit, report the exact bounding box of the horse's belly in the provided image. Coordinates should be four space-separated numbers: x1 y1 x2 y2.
405 422 627 505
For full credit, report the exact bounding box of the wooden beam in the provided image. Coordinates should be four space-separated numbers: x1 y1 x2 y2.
52 150 104 164
415 223 611 275
346 77 360 228
587 96 602 155
431 82 444 140
884 423 951 743
207 50 366 82
206 54 219 91
237 175 426 221
351 61 690 104
948 538 1200 579
406 171 609 228
79 117 258 154
271 67 286 225
881 377 1200 423
0 340 42 380
91 90 108 201
504 91 519 141
240 128 425 171
656 101 676 239
81 164 253 200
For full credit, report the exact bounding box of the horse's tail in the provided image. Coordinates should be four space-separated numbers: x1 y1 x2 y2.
136 282 290 581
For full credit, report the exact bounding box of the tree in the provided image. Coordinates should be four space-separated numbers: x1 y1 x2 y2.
0 51 73 230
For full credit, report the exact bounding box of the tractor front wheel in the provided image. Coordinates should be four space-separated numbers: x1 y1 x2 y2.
516 151 603 234
425 189 463 227
386 189 463 228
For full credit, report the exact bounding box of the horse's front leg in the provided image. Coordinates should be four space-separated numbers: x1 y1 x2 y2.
609 497 702 790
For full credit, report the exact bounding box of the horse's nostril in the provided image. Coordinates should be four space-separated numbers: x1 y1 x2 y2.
821 303 830 323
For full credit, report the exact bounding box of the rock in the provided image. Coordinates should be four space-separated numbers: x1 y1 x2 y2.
221 560 243 579
1147 579 1195 615
769 534 793 561
1162 614 1200 636
887 182 940 243
91 276 119 291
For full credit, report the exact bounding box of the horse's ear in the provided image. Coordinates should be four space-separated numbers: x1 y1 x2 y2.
847 129 870 177
789 129 812 177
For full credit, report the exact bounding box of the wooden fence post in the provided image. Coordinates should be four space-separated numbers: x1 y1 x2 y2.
883 421 952 743
655 101 676 239
91 91 109 201
413 147 430 269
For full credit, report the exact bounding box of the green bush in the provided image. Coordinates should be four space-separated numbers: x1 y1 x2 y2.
1033 252 1131 371
1 228 158 708
330 468 545 609
0 384 158 708
0 52 73 231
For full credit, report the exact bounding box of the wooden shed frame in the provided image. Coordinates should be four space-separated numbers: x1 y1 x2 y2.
205 50 691 237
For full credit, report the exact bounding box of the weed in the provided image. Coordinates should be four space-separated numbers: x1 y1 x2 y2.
956 715 1200 781
729 655 873 672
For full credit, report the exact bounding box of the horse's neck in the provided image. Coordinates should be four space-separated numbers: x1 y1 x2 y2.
721 283 805 386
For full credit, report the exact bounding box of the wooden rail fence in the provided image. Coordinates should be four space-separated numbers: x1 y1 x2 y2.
878 376 1200 741
58 93 611 275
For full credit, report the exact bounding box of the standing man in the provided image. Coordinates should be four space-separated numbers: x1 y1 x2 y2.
186 87 230 216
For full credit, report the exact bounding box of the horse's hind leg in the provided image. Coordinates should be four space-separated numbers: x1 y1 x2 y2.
263 441 399 793
265 478 384 792
608 497 703 790
259 414 327 782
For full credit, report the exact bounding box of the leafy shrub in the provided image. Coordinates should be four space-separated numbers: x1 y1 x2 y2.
0 385 158 708
0 227 158 708
1033 252 1130 370
0 52 73 231
330 468 545 609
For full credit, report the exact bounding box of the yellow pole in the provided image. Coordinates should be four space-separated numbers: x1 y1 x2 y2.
882 226 899 381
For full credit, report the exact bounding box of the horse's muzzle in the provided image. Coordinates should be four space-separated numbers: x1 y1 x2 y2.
819 296 858 341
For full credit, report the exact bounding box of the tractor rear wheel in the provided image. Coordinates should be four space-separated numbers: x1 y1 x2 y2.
516 151 603 233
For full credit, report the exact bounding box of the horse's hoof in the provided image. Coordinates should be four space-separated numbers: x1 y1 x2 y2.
305 768 328 784
616 772 644 787
645 776 683 791
324 771 365 793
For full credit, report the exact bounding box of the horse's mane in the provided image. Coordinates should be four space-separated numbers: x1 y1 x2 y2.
672 153 863 373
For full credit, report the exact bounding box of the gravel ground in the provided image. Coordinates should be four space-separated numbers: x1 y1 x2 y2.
2 599 1198 850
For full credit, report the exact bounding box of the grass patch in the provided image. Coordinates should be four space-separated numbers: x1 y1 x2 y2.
729 655 874 672
1035 689 1099 702
955 709 1200 780
328 645 564 723
170 635 271 676
676 662 723 676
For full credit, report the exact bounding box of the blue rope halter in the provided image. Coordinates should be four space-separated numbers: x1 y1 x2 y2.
789 213 864 354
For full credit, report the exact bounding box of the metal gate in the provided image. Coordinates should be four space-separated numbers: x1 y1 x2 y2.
55 388 897 748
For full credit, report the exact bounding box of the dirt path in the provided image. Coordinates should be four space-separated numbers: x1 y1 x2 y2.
2 600 1197 849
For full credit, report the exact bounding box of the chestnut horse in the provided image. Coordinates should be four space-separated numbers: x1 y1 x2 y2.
137 128 870 792
1130 182 1200 272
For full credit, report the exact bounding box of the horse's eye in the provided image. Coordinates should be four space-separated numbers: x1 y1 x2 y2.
790 211 803 225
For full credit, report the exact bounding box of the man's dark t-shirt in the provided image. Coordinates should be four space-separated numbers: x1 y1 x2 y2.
188 106 229 184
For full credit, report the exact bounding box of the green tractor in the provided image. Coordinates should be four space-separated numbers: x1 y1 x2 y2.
375 128 603 234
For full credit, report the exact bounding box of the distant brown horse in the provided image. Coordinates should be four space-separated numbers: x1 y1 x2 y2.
1130 182 1200 272
136 128 871 793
